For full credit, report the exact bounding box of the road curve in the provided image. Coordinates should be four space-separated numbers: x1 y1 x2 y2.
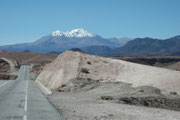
0 66 63 120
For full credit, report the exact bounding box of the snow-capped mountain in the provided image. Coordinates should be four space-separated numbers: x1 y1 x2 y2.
52 28 95 37
1 30 180 56
0 28 127 54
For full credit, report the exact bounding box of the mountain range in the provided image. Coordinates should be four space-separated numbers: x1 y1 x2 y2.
0 28 180 56
111 36 180 56
0 29 131 54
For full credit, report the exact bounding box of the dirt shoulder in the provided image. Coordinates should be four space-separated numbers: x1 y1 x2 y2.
48 81 180 120
48 92 180 120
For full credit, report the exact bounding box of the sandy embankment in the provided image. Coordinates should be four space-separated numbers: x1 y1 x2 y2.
36 51 180 94
36 51 180 119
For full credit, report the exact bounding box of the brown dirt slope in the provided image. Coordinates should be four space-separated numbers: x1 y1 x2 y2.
0 51 57 65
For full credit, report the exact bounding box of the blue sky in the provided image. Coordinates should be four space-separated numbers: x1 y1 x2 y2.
0 0 180 45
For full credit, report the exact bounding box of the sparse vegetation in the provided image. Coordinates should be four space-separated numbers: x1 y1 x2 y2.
87 78 91 81
101 96 114 100
81 68 90 74
57 85 69 92
87 61 91 65
170 91 177 95
103 61 108 63
119 97 149 106
0 73 18 80
139 89 144 92
119 96 180 111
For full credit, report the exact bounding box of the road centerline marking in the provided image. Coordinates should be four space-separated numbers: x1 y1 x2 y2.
23 76 29 120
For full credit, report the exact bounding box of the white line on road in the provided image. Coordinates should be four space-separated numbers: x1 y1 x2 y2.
0 80 12 88
23 77 29 120
23 115 27 120
25 80 28 111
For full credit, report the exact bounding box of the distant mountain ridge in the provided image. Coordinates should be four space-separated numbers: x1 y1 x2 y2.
0 28 180 56
107 37 132 47
0 28 131 54
81 46 112 55
111 35 180 56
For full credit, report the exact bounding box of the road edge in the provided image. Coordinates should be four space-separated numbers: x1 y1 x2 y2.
36 81 52 95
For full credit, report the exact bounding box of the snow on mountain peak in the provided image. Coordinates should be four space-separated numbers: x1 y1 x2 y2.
52 28 95 37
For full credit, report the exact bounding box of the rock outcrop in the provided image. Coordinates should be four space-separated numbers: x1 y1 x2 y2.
0 58 18 80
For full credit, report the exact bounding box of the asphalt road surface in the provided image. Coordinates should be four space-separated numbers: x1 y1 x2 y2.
0 66 63 120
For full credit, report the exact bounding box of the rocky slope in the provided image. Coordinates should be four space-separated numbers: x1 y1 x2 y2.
0 58 18 80
36 51 180 94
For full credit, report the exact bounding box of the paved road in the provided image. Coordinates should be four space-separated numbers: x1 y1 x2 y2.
0 66 63 120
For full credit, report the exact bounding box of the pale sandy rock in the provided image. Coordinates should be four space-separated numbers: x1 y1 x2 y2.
36 51 180 94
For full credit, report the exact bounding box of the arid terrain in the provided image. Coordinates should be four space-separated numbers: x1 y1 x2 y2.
1 50 180 75
1 50 180 119
112 56 180 71
36 51 180 120
0 57 18 80
0 1 179 120
48 91 180 120
0 51 57 65
0 51 57 75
